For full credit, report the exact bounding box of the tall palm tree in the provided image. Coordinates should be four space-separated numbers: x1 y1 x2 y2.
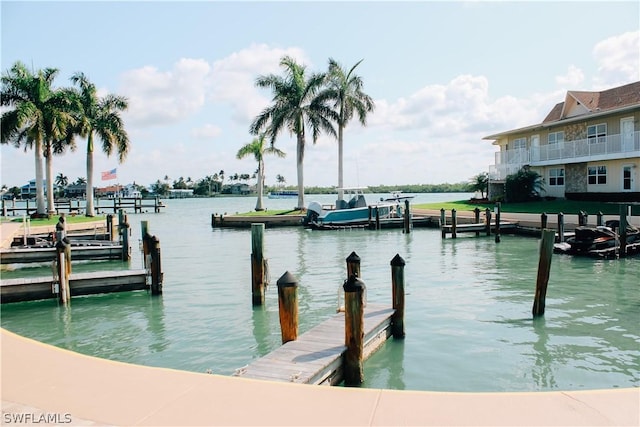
320 58 375 201
1 61 75 216
237 134 286 211
250 56 337 209
70 72 129 217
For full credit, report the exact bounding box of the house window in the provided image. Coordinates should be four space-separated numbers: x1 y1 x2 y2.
512 138 527 149
588 165 607 185
587 124 606 144
549 168 564 186
548 131 564 145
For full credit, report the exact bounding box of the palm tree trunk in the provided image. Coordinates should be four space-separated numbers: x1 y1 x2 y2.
296 133 305 210
338 124 344 201
85 134 95 217
255 160 265 211
34 139 46 215
45 142 55 215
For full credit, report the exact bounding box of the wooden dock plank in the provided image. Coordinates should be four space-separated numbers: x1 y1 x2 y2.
239 304 394 385
0 269 148 303
0 244 123 264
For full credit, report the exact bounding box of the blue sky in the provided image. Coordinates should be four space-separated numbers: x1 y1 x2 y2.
2 1 639 189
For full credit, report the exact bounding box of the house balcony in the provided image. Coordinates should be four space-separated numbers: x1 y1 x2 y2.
489 131 640 181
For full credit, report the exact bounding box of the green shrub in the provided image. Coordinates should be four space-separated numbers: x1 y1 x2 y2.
505 168 544 202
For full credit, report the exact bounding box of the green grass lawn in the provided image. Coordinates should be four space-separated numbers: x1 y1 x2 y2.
237 209 305 216
415 200 638 215
5 215 107 226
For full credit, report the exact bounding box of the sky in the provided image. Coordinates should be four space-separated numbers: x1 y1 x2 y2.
1 1 639 190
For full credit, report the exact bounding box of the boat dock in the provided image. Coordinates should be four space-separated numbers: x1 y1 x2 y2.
0 269 148 303
0 242 124 264
238 303 394 385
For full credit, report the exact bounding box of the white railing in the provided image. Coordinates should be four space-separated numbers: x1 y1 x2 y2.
490 131 640 180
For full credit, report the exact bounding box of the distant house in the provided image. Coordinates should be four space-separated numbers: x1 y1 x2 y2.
123 184 142 198
167 189 193 198
484 81 640 202
64 184 87 198
223 183 251 195
20 179 59 199
95 185 123 198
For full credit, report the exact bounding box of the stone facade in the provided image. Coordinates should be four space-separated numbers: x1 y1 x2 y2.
565 163 587 193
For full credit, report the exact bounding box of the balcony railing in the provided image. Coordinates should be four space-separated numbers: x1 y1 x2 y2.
489 131 640 180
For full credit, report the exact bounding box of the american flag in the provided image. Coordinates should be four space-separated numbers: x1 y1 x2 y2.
101 168 117 181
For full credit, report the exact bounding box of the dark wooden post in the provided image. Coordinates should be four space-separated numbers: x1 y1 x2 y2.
368 206 373 229
141 220 150 268
119 210 130 261
578 210 588 226
532 229 556 317
541 212 548 230
375 207 380 230
277 271 298 344
106 214 115 241
474 207 481 236
495 202 501 243
557 212 565 243
390 254 405 339
346 251 363 305
150 235 163 295
485 208 492 236
403 199 411 234
2 200 6 217
440 208 446 239
56 237 71 305
251 223 266 305
451 209 457 239
597 211 604 227
343 274 366 386
619 205 628 258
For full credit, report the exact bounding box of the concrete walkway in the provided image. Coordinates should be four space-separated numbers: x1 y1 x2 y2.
1 329 638 426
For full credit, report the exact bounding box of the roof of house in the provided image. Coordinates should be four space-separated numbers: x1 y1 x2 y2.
485 81 640 140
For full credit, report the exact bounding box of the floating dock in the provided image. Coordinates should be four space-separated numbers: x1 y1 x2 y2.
0 242 124 265
238 303 394 385
0 269 148 303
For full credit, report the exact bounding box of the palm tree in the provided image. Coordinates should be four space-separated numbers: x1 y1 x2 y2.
1 62 76 216
250 56 337 209
276 174 286 187
237 134 285 211
74 177 87 185
470 172 489 199
70 72 129 217
320 58 375 201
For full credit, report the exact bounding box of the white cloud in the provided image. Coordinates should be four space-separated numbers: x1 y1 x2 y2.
592 30 640 88
119 58 212 126
555 65 585 88
209 43 310 123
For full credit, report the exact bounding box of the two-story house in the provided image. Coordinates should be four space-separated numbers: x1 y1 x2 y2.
484 81 640 202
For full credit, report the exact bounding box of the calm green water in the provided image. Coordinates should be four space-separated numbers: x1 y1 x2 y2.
1 195 638 392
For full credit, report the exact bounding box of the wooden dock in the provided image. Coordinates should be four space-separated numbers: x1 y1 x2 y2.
0 243 124 264
238 303 395 385
0 269 148 303
441 221 517 236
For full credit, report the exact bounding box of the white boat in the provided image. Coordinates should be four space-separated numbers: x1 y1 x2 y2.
268 190 299 199
304 188 408 229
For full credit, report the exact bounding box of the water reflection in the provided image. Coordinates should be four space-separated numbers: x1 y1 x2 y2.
531 316 557 389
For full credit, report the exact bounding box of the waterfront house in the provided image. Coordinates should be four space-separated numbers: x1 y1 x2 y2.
484 81 640 202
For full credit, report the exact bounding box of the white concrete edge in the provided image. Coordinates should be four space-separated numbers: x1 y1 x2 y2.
2 328 638 426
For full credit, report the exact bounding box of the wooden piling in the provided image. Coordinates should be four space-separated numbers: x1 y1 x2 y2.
619 205 628 258
119 210 130 261
541 212 548 230
403 199 411 234
474 208 481 236
56 238 71 305
251 223 266 306
440 208 446 239
557 212 565 243
390 254 405 339
597 211 604 227
451 209 457 239
149 235 163 295
532 229 556 317
276 271 298 344
485 208 491 236
375 207 380 230
346 251 361 278
141 220 150 268
495 202 501 243
107 214 115 240
343 274 365 386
